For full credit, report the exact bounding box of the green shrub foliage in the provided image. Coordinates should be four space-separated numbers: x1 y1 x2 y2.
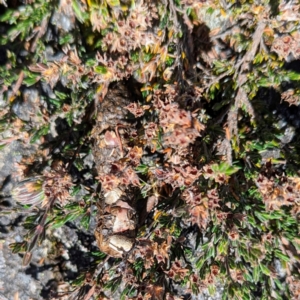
1 0 300 299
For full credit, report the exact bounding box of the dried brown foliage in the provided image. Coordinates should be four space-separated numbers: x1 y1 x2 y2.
3 0 300 299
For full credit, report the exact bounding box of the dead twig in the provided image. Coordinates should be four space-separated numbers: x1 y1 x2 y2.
115 124 128 157
83 285 96 300
225 20 266 164
12 71 24 97
30 16 50 53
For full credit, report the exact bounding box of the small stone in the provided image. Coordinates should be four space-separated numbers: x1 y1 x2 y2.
104 188 123 205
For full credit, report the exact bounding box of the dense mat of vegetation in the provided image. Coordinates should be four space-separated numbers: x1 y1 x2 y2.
1 0 300 299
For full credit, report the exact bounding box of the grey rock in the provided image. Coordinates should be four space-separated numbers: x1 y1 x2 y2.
280 126 295 144
44 46 65 63
0 91 7 108
11 89 40 123
0 210 96 299
0 214 44 300
0 141 28 193
260 149 281 161
0 137 40 197
51 12 75 33
83 153 95 169
41 82 56 99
